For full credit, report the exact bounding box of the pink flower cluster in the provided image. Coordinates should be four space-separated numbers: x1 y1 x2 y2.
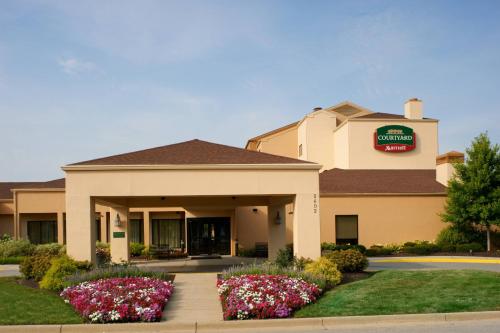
60 277 174 323
217 274 321 320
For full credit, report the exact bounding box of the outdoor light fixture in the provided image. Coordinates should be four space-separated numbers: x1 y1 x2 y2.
275 211 282 225
113 213 121 227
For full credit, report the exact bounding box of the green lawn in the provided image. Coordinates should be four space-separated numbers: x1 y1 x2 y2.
295 270 500 317
0 277 82 325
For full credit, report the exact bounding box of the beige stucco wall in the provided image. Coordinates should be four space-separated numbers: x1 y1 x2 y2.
16 191 65 213
0 214 14 236
333 123 349 169
235 206 268 250
339 120 439 170
298 111 337 170
320 195 447 246
256 127 298 159
436 162 455 186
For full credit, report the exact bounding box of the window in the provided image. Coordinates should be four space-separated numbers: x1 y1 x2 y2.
130 219 144 244
105 212 110 243
152 219 185 250
95 216 102 242
299 144 303 156
27 220 57 244
335 215 358 245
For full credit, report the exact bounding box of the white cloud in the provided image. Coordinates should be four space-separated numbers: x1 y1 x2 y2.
58 57 96 75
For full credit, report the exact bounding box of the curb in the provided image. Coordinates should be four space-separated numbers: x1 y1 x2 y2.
0 311 499 333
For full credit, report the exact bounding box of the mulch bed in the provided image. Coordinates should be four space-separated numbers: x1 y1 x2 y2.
16 278 39 289
340 272 373 285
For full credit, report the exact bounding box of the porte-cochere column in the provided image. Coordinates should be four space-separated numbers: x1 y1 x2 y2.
109 206 130 263
293 193 321 259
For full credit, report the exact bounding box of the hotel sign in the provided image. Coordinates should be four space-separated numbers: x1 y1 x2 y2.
374 125 416 152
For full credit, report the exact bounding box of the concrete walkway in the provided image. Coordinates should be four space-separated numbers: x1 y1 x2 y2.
163 273 223 323
0 264 20 277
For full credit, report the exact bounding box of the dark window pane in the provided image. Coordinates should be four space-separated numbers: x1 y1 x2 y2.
335 215 358 245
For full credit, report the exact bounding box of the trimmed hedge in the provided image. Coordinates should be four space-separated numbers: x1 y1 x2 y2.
321 243 366 254
323 249 368 272
20 243 65 281
0 239 35 258
305 257 342 287
130 242 145 257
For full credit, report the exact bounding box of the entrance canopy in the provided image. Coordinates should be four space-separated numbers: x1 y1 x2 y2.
62 139 322 263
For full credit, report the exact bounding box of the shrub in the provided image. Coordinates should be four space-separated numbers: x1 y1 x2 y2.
237 246 256 257
130 242 145 257
61 277 174 323
293 257 313 270
218 275 321 320
324 249 368 273
321 242 367 254
304 257 342 287
141 246 152 260
66 265 174 286
35 243 65 256
0 256 25 264
96 242 111 267
274 245 294 268
436 226 471 247
20 243 65 281
0 234 12 242
0 239 35 258
402 241 440 255
40 255 79 290
222 262 327 290
20 252 54 281
456 242 485 253
365 245 397 256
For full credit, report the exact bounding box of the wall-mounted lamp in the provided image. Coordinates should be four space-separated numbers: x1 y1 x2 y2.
275 211 282 225
113 213 121 227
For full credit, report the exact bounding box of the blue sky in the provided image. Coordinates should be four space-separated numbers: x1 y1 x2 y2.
1 0 499 181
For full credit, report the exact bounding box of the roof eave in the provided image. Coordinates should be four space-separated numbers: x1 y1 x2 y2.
320 192 447 197
11 188 65 193
62 163 322 172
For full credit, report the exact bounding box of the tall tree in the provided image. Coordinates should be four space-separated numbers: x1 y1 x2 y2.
442 132 500 251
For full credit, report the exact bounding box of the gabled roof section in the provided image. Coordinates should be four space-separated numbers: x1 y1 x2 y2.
356 112 437 121
320 169 446 195
0 178 65 200
245 121 299 149
245 101 373 149
69 139 314 166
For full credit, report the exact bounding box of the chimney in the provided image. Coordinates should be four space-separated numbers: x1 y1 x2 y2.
436 151 464 186
404 98 423 119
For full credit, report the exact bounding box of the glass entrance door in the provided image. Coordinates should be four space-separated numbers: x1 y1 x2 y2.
187 217 230 255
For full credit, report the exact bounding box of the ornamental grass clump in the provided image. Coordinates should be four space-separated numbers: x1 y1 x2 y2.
60 277 174 323
217 274 321 320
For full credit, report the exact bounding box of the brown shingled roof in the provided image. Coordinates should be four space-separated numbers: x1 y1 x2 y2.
356 112 436 120
70 139 313 166
320 169 446 194
0 178 65 200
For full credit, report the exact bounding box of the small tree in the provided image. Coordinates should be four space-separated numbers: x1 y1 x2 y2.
442 132 500 251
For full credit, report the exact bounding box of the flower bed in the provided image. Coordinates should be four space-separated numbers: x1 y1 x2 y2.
217 274 321 320
60 277 174 323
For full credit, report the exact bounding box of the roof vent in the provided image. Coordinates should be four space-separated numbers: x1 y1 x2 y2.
313 107 322 112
